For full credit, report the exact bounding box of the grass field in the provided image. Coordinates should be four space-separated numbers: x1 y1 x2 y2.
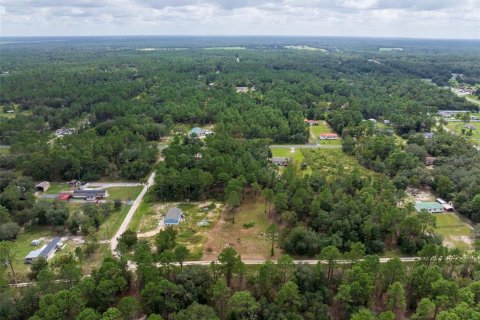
434 213 473 251
97 204 131 240
0 146 9 155
309 121 342 145
129 201 151 231
44 182 74 194
446 121 480 145
202 197 280 261
270 146 311 175
105 186 143 201
303 148 370 177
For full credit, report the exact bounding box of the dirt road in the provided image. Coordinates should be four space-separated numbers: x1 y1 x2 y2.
110 172 156 254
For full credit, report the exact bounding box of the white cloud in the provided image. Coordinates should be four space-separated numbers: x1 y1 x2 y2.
0 0 478 38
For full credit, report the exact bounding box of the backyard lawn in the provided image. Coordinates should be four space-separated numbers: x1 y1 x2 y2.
434 213 474 251
446 121 480 146
270 146 311 175
308 121 342 145
105 186 143 201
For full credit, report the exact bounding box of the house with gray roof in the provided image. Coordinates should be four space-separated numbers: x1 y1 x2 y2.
24 237 61 264
72 189 108 201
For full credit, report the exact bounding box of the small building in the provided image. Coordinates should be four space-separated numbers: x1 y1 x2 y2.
235 86 255 93
164 207 184 226
189 127 213 138
304 119 318 125
35 181 50 192
464 124 477 130
31 240 41 246
24 237 61 264
194 153 202 161
6 109 14 114
58 193 72 201
436 198 447 204
270 157 290 166
72 189 108 201
383 120 390 124
423 132 435 139
414 201 444 213
368 118 377 122
319 133 339 140
425 156 437 166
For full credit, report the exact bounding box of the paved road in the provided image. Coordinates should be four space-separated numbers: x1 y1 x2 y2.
270 144 341 149
7 256 424 287
110 172 156 254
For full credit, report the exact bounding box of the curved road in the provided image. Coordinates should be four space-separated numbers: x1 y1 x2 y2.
110 172 156 254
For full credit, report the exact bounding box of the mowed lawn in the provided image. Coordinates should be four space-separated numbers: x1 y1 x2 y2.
270 146 311 175
435 213 473 251
105 186 143 201
309 121 342 145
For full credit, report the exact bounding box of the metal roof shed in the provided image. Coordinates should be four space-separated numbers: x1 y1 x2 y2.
164 207 183 225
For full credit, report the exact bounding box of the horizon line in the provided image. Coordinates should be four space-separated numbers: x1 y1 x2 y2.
1 34 479 41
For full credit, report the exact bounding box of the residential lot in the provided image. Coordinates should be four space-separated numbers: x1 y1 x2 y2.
446 121 480 146
131 201 223 259
202 197 280 261
308 120 342 145
435 213 474 251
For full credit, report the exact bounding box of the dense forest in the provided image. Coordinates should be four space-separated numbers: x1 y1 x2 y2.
1 37 479 319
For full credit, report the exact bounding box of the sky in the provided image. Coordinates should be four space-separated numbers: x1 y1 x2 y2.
0 0 479 39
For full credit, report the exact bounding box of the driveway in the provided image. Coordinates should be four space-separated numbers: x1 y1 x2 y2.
110 172 156 254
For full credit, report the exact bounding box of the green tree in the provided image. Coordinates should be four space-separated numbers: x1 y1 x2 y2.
319 245 341 284
174 245 189 269
275 281 301 312
212 279 230 320
0 241 17 282
412 298 435 320
102 307 122 320
387 282 406 318
262 188 274 215
227 291 259 320
155 227 177 254
266 223 277 256
218 247 244 287
170 302 219 320
118 296 140 320
277 254 295 285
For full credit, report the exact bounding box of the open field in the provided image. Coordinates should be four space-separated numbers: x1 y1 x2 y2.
303 148 370 176
97 204 131 240
129 201 152 232
105 186 143 201
434 213 474 251
0 106 32 119
43 182 74 195
0 146 10 155
202 197 280 261
445 121 480 145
